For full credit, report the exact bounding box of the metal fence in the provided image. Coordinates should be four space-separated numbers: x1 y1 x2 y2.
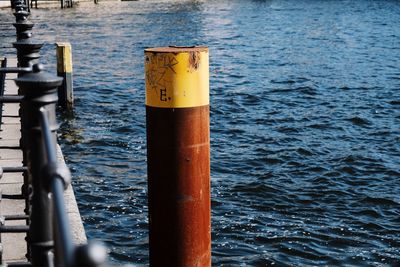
0 1 107 266
0 57 6 126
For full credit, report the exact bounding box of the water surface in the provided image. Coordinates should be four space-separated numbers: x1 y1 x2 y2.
1 0 400 266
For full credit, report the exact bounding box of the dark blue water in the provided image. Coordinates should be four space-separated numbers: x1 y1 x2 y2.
1 0 400 266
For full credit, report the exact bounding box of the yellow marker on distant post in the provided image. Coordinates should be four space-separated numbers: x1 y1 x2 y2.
145 46 211 267
56 42 73 111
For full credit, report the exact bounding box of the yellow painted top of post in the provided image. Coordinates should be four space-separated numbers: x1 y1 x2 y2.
56 42 73 73
145 46 209 108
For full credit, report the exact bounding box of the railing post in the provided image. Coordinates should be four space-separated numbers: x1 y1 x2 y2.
11 4 35 260
13 41 42 69
0 58 6 130
56 42 74 111
13 7 34 42
15 64 63 267
12 5 41 69
0 57 7 99
145 46 211 267
14 4 36 257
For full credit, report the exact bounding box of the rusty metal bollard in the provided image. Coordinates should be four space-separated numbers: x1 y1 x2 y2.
145 46 211 267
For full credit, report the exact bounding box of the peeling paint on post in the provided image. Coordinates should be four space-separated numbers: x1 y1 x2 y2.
145 46 211 267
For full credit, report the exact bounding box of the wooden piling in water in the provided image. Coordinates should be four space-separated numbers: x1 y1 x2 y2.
56 42 73 111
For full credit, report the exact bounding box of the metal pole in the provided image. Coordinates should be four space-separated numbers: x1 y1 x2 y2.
38 107 74 267
13 10 34 42
0 58 7 96
145 46 211 267
15 64 63 267
12 6 42 70
56 42 74 111
12 0 40 69
0 58 7 129
12 4 35 261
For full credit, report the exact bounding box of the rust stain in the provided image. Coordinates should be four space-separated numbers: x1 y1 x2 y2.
147 106 211 266
189 51 201 71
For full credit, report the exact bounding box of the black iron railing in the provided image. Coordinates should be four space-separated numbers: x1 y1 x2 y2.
0 57 6 127
0 1 108 266
0 58 6 97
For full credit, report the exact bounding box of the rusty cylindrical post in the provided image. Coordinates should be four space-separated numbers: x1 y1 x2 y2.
145 46 211 267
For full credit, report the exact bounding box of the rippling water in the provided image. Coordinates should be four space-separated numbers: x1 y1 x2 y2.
1 0 400 266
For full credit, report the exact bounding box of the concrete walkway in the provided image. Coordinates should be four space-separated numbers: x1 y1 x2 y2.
0 58 86 264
